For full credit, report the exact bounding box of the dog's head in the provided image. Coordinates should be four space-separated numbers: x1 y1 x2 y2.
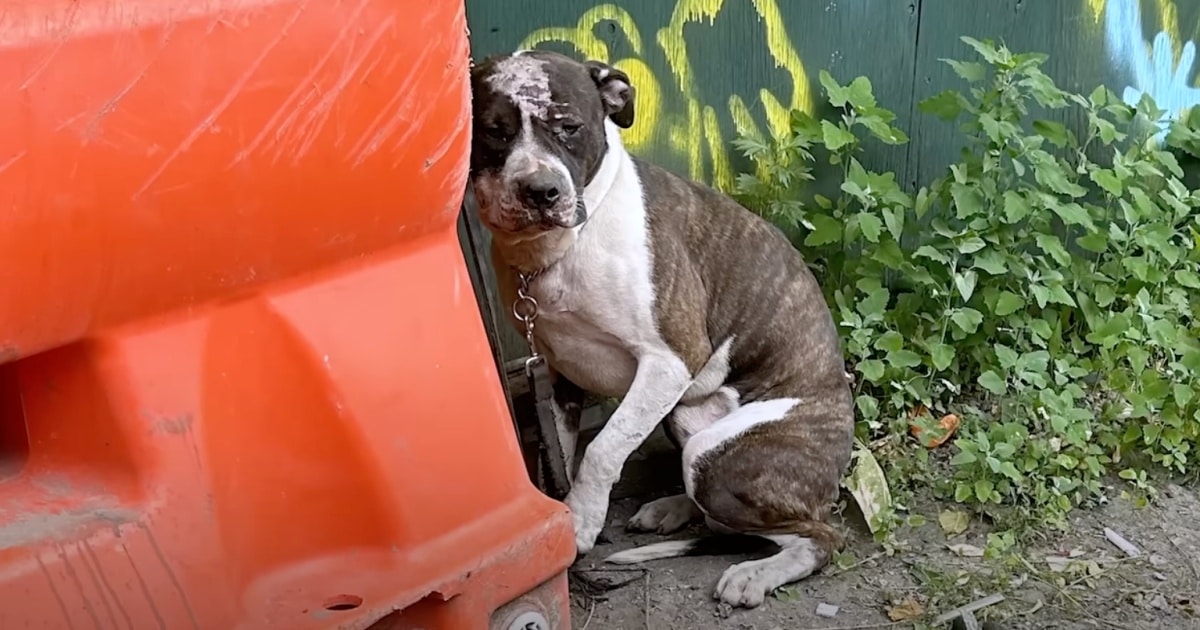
469 50 635 235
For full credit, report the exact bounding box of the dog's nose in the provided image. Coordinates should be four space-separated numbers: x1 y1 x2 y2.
519 171 561 210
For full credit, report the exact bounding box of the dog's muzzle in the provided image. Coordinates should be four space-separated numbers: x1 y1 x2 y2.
516 166 586 229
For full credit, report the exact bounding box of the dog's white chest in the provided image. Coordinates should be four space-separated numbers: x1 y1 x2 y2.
527 159 662 398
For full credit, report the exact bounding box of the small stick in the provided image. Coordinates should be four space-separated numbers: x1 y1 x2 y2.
933 593 1006 625
807 622 904 630
1103 527 1141 557
643 571 651 630
580 599 597 630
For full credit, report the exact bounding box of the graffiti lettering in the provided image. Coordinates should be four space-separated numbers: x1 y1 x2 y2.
1094 0 1200 141
520 0 812 191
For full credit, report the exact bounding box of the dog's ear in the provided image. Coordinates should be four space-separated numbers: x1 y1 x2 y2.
586 61 636 129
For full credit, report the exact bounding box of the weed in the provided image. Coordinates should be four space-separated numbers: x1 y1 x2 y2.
733 37 1200 534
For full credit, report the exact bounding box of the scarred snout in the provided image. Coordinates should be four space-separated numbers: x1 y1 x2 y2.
515 166 584 229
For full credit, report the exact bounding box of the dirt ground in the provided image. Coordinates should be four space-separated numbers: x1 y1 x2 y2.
564 424 1200 630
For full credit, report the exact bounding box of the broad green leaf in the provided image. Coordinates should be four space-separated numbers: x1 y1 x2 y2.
804 214 843 246
973 250 1008 275
857 287 890 319
1086 312 1131 344
1094 283 1117 307
1050 202 1094 227
974 478 996 503
945 59 986 82
1076 231 1109 254
919 90 966 120
857 359 886 382
1046 284 1076 306
1175 269 1200 289
858 213 884 243
1031 285 1050 308
1089 168 1124 197
951 450 977 465
875 330 905 352
1174 384 1194 408
1033 119 1071 147
951 308 984 334
951 182 985 219
887 349 923 368
819 70 849 106
998 461 1022 482
821 120 856 151
994 291 1025 316
1035 233 1071 266
957 236 987 254
914 245 950 264
995 343 1019 369
1032 154 1088 198
845 76 877 110
961 36 1004 64
882 207 905 241
979 370 1007 395
930 343 956 371
1003 191 1033 223
955 270 979 302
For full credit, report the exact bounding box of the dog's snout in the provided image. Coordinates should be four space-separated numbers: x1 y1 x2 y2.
519 169 562 210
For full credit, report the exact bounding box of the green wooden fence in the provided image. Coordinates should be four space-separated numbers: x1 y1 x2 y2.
461 0 1200 363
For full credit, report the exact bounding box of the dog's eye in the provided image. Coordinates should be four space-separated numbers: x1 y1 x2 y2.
480 124 512 143
560 122 582 136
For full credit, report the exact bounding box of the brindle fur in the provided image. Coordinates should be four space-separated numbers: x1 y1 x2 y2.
640 160 853 553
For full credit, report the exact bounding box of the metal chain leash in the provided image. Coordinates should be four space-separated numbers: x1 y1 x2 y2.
514 271 544 371
511 269 571 499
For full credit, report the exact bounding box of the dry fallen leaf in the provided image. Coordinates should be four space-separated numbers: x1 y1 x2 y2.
887 598 925 621
939 509 970 535
902 408 960 446
843 441 893 534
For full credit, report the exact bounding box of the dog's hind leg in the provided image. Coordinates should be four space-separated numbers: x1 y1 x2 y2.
626 384 739 534
626 494 702 533
688 395 854 608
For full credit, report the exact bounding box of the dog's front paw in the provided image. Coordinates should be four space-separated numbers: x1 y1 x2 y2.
563 488 605 556
627 494 701 534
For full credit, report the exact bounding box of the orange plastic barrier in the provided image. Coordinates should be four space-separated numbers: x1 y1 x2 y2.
0 1 574 628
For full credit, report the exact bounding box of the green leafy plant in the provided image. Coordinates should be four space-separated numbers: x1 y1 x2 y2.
733 36 1200 528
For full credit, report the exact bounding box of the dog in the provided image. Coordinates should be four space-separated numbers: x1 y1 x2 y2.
468 50 855 609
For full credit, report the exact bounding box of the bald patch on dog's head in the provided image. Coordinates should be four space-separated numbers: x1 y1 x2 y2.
484 53 553 119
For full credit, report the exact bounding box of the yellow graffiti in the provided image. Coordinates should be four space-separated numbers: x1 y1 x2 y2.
519 0 812 192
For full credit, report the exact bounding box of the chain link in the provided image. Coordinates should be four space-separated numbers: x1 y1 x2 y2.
513 271 542 367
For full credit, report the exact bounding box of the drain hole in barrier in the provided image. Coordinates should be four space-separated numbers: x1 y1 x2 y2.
323 594 363 611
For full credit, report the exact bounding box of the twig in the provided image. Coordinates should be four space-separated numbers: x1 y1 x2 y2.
580 599 597 630
824 551 887 577
806 622 904 630
1017 599 1044 616
933 593 1005 625
643 571 651 630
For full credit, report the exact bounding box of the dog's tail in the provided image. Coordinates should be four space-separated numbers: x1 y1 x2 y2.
603 520 844 565
602 535 771 564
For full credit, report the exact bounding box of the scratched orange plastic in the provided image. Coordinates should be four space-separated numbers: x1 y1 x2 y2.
0 1 574 628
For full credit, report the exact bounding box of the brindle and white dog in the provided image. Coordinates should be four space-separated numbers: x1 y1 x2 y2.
468 50 854 608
